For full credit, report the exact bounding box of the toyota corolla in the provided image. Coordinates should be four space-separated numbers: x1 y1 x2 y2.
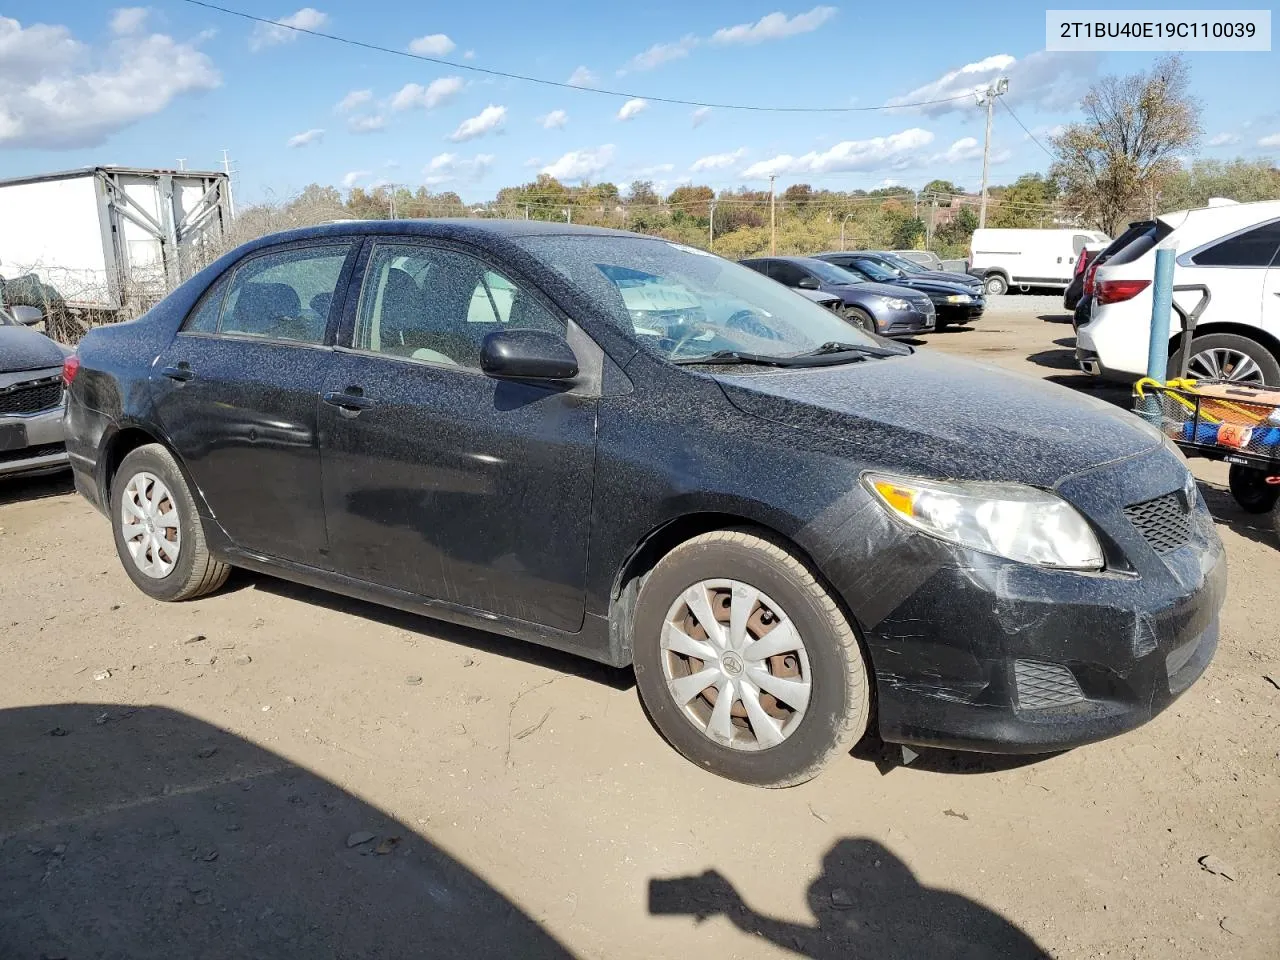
65 221 1226 787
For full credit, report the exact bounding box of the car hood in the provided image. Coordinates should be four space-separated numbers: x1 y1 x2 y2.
893 277 981 296
911 270 980 287
829 282 927 301
0 325 66 374
715 350 1162 487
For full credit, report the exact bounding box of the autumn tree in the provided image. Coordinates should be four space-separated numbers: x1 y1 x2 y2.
989 173 1059 228
1050 54 1201 233
1159 159 1280 211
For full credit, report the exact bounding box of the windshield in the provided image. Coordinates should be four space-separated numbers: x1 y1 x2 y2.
876 253 926 275
850 258 899 283
518 236 882 361
802 259 864 285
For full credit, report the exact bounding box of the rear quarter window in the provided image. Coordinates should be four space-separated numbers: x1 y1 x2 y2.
1190 220 1280 267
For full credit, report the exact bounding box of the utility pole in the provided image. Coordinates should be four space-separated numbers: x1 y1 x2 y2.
565 207 572 224
220 149 236 218
523 204 530 220
769 175 777 255
976 77 1008 229
927 195 937 249
708 199 717 250
840 213 853 251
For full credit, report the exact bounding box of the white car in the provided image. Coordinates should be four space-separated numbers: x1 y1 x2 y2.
1077 200 1280 384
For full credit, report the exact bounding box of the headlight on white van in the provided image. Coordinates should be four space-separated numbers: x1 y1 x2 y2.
865 474 1104 570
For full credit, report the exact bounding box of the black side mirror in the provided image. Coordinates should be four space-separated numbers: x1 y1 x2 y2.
480 329 578 381
797 276 820 290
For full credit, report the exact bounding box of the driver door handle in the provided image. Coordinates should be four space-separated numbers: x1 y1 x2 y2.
161 364 193 382
323 390 377 415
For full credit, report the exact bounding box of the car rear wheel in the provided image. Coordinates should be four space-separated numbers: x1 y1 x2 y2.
844 306 875 334
1228 465 1280 514
632 529 870 787
983 273 1008 296
1174 333 1280 386
110 443 230 601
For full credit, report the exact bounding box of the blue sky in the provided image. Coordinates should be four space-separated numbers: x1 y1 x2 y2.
1 2 1277 203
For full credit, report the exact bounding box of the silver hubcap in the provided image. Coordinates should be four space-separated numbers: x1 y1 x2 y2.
660 579 811 751
120 471 181 579
1188 347 1265 384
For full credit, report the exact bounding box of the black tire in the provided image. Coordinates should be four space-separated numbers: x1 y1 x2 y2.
983 273 1009 296
110 443 231 602
1228 465 1280 514
844 306 876 334
632 529 871 788
1172 333 1280 386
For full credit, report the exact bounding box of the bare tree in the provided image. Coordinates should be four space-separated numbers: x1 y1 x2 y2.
1050 55 1201 234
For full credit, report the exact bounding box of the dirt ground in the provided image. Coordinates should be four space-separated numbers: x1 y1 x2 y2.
1 298 1277 959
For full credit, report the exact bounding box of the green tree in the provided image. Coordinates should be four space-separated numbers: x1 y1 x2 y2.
1160 159 1280 211
989 173 1059 228
1050 54 1201 233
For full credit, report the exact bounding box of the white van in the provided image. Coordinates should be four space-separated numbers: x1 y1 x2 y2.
1077 199 1280 385
969 228 1110 295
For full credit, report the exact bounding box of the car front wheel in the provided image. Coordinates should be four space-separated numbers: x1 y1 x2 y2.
110 443 231 601
632 529 871 787
844 306 876 333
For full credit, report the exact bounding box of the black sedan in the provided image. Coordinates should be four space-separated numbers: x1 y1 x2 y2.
813 252 985 328
65 221 1225 787
740 255 934 337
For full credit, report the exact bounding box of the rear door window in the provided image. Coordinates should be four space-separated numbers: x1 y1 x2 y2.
769 261 807 287
1191 220 1280 267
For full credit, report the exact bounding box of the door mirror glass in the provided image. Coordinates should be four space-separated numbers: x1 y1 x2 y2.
10 305 42 326
796 275 821 290
480 329 578 381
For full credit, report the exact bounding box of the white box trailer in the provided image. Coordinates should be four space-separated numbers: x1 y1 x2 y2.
0 166 232 317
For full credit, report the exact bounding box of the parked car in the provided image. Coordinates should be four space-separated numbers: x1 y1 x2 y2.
739 255 934 337
0 304 70 479
1068 222 1156 331
969 228 1110 295
1062 241 1107 311
889 249 945 271
66 221 1226 787
813 252 985 328
838 250 984 293
1078 200 1280 384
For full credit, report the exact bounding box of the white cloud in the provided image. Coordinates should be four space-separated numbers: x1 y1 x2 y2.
463 49 476 60
335 88 372 112
287 127 325 148
935 136 981 163
421 152 494 185
1207 132 1241 147
887 50 1100 116
342 170 370 188
390 76 464 110
1259 133 1280 148
110 8 148 35
567 65 596 87
541 144 616 181
690 147 747 172
0 14 220 149
740 128 935 178
250 8 328 51
619 35 698 73
711 6 836 45
691 106 712 127
540 108 568 129
448 104 506 141
348 114 385 133
617 98 648 121
408 33 455 56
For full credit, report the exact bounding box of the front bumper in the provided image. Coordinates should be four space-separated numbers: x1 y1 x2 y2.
935 300 985 324
0 402 68 479
878 304 935 338
844 448 1227 753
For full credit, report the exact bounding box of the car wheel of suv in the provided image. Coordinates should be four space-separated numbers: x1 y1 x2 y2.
983 273 1008 296
110 443 231 601
632 529 871 787
844 306 875 333
1228 465 1280 514
1174 333 1280 386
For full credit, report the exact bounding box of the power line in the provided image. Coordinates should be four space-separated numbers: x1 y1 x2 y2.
1000 99 1056 160
178 0 978 114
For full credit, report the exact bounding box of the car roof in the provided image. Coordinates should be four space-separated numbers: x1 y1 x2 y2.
744 255 830 266
256 218 643 244
1159 198 1280 240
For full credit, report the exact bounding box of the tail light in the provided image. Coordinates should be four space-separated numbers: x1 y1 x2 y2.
61 354 80 386
1074 250 1091 277
1083 260 1101 296
1096 279 1151 305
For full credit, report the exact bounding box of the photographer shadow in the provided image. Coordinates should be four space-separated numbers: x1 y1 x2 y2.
650 838 1048 959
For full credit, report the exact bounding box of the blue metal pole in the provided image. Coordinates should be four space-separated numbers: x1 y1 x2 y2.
1147 246 1176 381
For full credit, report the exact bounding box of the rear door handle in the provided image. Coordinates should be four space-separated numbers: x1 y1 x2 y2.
323 390 377 414
161 364 194 382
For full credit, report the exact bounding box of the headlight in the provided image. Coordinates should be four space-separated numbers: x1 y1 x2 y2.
865 473 1104 570
884 297 911 310
944 294 971 303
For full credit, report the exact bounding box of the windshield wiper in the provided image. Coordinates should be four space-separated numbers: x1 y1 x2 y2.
671 350 797 367
788 340 909 361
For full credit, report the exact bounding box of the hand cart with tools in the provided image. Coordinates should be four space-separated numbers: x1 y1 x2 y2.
1134 284 1280 538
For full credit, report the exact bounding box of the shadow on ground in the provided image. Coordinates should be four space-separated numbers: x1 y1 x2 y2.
648 838 1049 959
0 470 74 507
1198 479 1278 548
0 703 573 959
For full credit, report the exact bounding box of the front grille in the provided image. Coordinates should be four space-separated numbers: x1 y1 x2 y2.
0 441 63 464
1014 659 1084 709
1124 492 1192 554
0 377 62 415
